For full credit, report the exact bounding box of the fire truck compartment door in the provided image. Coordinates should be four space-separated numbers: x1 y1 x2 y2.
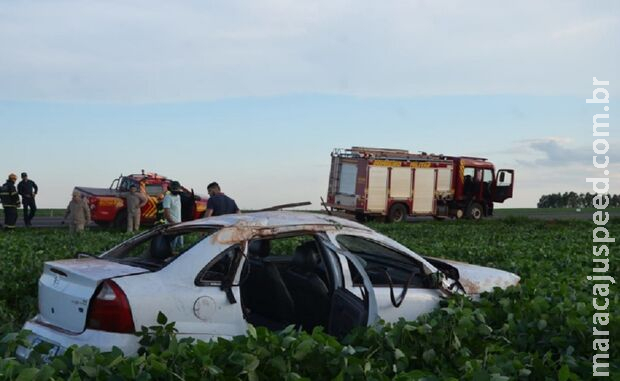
412 169 435 214
338 163 358 195
390 168 412 198
436 167 452 192
367 166 388 212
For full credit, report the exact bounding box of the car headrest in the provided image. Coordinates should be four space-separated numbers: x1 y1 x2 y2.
150 234 172 260
248 239 270 258
292 241 320 271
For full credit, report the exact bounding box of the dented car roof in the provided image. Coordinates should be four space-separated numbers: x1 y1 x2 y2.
178 211 373 231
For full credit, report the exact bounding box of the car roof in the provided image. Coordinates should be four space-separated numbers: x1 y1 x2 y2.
177 211 372 232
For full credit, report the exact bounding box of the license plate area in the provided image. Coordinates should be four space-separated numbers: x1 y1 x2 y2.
16 336 63 363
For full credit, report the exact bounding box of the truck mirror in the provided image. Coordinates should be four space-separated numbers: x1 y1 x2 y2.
499 172 505 183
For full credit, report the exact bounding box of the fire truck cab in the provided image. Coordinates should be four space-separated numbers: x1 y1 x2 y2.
325 147 514 222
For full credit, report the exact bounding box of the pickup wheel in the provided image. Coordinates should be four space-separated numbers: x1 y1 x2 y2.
466 203 484 221
113 210 128 230
95 221 111 228
386 203 408 223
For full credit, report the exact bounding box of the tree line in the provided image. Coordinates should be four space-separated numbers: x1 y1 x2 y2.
537 192 620 208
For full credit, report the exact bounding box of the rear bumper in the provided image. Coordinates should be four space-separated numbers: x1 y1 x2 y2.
16 317 141 360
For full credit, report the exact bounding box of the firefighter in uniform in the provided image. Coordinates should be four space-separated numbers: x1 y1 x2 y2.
0 174 21 230
18 172 38 226
155 193 166 225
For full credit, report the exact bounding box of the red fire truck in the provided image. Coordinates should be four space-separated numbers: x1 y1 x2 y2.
325 147 514 222
74 172 207 229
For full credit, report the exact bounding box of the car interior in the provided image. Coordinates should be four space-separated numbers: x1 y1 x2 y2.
335 235 429 289
239 235 334 332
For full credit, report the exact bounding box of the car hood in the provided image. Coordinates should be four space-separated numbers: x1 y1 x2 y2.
429 257 520 294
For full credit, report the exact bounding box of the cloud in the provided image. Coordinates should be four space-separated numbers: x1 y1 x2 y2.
0 0 617 102
513 137 620 167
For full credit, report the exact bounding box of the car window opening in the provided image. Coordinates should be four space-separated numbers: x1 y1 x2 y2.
101 228 217 271
336 235 431 289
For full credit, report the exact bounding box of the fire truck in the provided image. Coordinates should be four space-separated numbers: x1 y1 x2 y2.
325 147 514 222
74 172 207 229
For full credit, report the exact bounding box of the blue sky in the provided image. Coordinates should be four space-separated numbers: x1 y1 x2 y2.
1 0 618 208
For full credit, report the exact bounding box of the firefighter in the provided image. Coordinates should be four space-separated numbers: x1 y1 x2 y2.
18 172 38 227
126 184 147 232
155 193 166 225
0 174 20 230
63 191 91 233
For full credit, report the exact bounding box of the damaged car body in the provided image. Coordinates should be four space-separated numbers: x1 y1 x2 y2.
17 212 520 358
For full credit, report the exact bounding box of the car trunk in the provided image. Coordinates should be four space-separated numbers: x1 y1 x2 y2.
38 258 148 333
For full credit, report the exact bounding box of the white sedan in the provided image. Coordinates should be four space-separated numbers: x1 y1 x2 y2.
18 211 519 358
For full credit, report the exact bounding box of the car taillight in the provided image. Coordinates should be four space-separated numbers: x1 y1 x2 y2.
88 197 97 210
86 280 135 333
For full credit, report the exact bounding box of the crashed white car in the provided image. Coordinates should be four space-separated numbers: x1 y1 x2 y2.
18 212 519 358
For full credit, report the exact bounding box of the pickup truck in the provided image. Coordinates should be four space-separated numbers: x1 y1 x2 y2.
74 172 207 229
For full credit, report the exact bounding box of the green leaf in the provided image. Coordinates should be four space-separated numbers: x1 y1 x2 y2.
557 364 570 381
156 312 168 325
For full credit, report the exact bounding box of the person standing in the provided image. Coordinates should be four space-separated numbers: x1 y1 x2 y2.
63 191 91 233
206 182 240 217
0 174 20 230
126 184 147 232
163 181 182 224
155 193 166 225
17 172 38 227
163 181 183 248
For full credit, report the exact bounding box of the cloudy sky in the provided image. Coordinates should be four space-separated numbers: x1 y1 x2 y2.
1 0 618 208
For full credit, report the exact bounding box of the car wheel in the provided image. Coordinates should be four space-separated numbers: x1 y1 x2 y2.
466 203 484 220
387 203 407 223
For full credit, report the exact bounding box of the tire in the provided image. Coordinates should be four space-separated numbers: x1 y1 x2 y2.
113 210 128 230
466 203 484 221
94 220 111 228
386 203 408 223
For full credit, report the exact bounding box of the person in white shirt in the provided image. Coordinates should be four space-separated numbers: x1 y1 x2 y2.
163 180 183 249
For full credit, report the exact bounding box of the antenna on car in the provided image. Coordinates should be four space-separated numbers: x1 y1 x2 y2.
257 201 311 212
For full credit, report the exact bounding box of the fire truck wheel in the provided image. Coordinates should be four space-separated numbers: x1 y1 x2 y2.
387 203 408 223
466 203 484 220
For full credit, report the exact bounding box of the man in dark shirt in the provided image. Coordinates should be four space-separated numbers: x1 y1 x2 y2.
18 172 38 226
206 182 240 217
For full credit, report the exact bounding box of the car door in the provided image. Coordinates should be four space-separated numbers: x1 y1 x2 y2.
326 231 446 324
315 234 379 337
122 232 248 341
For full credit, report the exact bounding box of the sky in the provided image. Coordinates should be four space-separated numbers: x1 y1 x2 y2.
1 0 618 209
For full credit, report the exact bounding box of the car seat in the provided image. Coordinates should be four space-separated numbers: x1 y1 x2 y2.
283 241 330 331
242 239 295 326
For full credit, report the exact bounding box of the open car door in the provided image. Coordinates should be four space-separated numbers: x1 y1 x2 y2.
493 169 514 203
318 236 379 338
